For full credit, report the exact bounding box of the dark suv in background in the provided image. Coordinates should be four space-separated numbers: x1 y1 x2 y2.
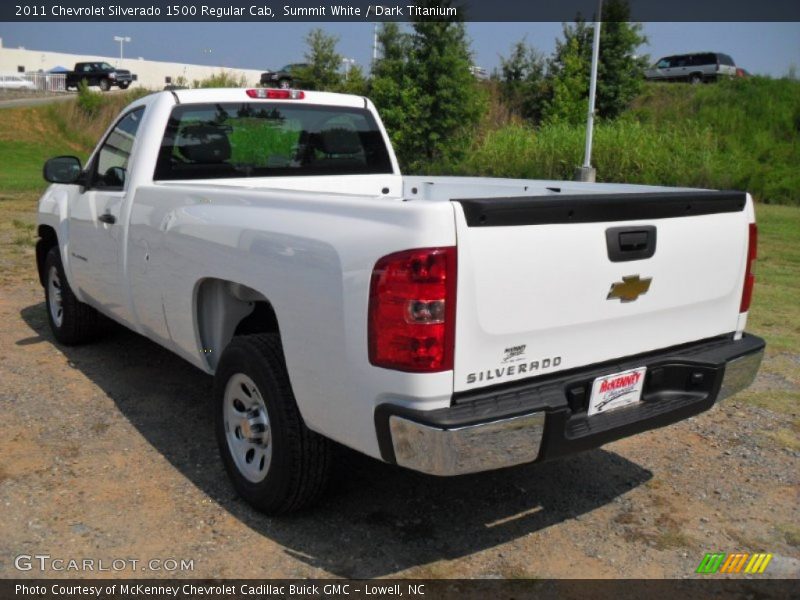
645 52 738 84
259 63 308 89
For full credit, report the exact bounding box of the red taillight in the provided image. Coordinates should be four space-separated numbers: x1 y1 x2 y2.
368 247 457 372
740 223 758 312
245 88 305 100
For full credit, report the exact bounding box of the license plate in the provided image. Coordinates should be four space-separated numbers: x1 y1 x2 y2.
587 367 647 416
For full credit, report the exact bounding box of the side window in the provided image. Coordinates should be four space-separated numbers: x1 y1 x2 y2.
656 58 671 69
91 107 145 190
693 54 714 66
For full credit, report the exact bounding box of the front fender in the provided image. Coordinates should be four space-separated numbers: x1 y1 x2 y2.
37 184 80 299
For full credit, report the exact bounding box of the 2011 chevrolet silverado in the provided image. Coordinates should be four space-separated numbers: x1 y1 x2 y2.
36 88 765 514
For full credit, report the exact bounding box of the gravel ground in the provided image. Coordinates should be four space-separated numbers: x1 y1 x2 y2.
0 274 798 580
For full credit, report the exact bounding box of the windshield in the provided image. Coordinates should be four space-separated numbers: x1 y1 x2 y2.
154 102 393 180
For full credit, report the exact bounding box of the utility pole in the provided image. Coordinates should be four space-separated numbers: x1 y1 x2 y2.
575 0 602 182
342 58 356 81
113 36 131 66
372 23 379 73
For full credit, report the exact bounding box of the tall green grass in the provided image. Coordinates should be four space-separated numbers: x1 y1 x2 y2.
442 77 800 205
454 119 721 188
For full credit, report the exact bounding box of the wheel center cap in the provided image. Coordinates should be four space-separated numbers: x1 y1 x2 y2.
241 419 253 439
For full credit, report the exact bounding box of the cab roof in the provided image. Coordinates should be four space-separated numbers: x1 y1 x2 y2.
169 87 368 108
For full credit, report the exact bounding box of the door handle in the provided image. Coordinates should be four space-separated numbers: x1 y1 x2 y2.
98 213 116 225
606 226 657 262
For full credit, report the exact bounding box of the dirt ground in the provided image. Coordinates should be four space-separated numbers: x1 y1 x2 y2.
0 263 798 580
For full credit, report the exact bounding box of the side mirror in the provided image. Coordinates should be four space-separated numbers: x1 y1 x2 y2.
43 156 82 184
104 166 126 188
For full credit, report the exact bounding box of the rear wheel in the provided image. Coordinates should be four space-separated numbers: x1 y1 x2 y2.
99 79 110 91
214 333 332 514
43 246 104 345
688 73 703 84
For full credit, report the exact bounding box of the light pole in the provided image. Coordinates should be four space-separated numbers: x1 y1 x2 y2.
576 0 602 182
113 36 131 66
342 58 356 81
372 23 379 73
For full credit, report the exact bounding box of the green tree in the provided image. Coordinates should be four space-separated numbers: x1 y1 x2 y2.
544 34 590 124
370 23 421 164
336 64 369 96
406 1 484 169
299 28 342 91
371 5 484 171
499 39 549 122
546 0 647 124
595 0 648 119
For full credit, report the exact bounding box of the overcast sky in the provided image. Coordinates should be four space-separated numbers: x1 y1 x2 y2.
1 22 798 77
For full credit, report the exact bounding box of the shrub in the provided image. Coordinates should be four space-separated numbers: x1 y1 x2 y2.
76 81 105 117
194 71 248 88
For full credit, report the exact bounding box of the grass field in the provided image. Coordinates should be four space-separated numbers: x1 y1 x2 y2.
449 78 800 206
1 93 797 424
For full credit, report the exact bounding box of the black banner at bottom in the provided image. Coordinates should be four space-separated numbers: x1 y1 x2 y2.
3 579 798 600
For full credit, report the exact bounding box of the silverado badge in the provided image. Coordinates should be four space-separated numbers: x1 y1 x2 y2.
607 275 652 303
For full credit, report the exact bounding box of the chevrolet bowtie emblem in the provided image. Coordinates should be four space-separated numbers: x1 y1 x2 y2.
607 275 652 303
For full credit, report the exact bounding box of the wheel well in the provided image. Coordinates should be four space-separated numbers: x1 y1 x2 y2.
36 225 58 287
195 278 280 371
234 302 280 337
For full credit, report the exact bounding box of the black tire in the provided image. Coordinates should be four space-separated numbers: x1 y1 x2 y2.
99 79 111 91
278 78 292 89
689 73 703 85
43 246 104 345
214 333 332 514
118 82 130 90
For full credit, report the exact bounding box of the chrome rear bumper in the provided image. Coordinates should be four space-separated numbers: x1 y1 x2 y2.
389 412 545 476
718 349 764 401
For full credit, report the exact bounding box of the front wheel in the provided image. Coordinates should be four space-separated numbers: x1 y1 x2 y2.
118 82 130 90
278 78 292 89
214 334 332 514
43 246 104 345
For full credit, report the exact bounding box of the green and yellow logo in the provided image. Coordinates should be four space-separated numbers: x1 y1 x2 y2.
696 552 773 574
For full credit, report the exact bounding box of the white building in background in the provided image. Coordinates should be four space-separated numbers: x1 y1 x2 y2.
0 38 264 89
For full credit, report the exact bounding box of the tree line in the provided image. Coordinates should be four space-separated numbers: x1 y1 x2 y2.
288 0 646 172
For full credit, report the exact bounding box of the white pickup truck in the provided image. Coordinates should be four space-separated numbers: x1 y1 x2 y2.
37 88 764 514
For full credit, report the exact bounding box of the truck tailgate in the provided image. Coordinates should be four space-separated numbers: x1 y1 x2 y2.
451 191 751 393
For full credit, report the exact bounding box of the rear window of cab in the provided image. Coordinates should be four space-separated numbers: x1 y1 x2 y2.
154 102 393 180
